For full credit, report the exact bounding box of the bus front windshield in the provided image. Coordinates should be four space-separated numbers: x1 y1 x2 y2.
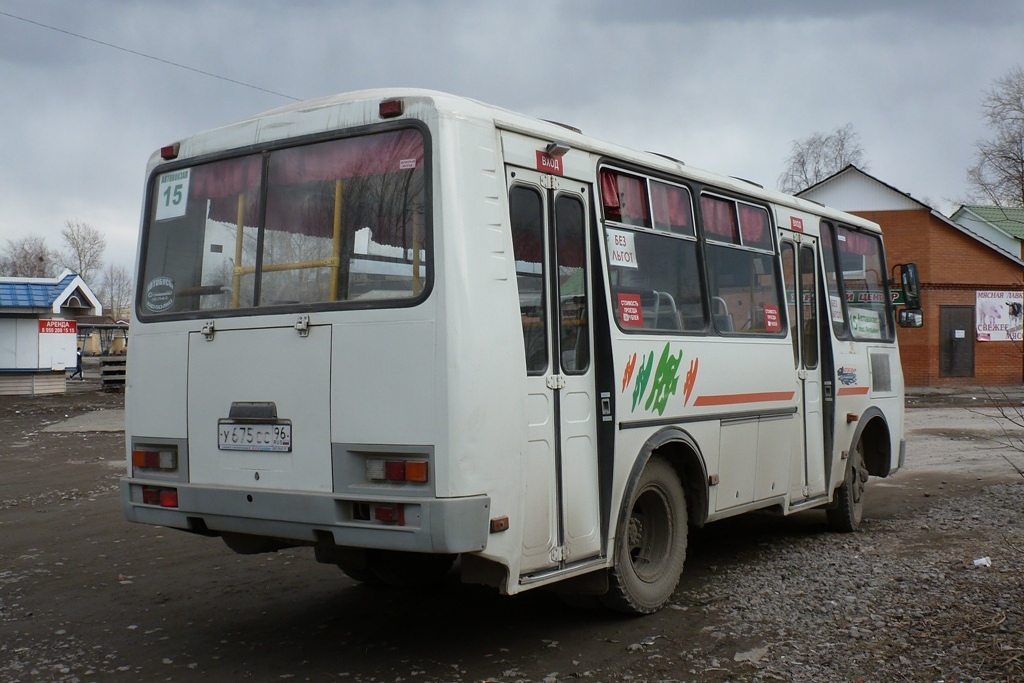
138 127 428 317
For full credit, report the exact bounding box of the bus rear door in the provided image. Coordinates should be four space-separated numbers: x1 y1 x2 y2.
782 233 828 501
507 165 602 576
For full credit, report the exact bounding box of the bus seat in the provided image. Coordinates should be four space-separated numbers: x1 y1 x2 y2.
712 296 733 332
643 291 680 330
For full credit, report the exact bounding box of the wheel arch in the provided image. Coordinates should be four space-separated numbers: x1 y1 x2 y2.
618 427 710 535
850 407 892 477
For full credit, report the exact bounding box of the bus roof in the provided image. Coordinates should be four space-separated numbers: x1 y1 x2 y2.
153 88 880 234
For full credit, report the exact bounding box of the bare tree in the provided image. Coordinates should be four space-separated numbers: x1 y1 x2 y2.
778 123 867 195
967 65 1024 207
0 236 57 277
98 263 133 320
56 219 106 283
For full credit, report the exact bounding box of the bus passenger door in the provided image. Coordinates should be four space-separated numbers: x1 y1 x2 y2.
783 236 827 500
508 166 602 575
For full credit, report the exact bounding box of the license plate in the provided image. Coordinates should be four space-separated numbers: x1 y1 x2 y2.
217 421 292 452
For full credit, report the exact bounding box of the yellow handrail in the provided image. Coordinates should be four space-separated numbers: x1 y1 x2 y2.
232 193 245 307
234 257 340 277
412 210 422 296
330 179 343 300
229 181 346 301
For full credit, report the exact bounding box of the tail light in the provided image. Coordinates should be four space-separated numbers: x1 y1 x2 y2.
141 486 179 508
379 99 403 118
365 459 428 483
160 142 180 160
132 448 178 471
374 504 405 525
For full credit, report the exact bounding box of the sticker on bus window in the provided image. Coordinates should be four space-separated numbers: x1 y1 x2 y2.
145 276 175 312
155 169 190 221
763 305 781 332
617 293 644 327
829 295 844 323
607 229 638 269
849 307 881 337
400 158 417 170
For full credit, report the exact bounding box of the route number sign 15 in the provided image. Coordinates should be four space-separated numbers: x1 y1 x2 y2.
155 169 191 221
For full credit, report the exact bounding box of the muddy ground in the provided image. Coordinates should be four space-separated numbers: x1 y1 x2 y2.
1 386 1023 682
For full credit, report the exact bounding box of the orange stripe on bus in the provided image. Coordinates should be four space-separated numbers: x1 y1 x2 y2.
692 391 795 407
836 386 870 396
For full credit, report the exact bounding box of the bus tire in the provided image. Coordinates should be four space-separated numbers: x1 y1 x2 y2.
827 442 868 532
338 564 380 584
602 457 688 614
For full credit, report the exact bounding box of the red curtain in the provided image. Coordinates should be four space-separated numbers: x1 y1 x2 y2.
187 130 424 237
839 228 878 257
738 204 770 249
700 195 738 242
650 181 692 233
268 130 423 185
600 169 619 209
187 130 423 201
600 170 649 225
189 154 262 199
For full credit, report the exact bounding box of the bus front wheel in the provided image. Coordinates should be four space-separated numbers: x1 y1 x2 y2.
827 442 868 532
603 457 688 614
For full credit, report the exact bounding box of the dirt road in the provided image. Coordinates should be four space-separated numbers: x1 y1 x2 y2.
1 391 1022 682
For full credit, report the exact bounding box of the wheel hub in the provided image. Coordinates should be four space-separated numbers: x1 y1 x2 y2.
627 515 644 550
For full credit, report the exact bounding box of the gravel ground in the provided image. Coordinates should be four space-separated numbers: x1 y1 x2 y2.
608 482 1024 683
3 389 1024 682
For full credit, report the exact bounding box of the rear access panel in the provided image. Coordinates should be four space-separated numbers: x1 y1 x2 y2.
187 324 332 492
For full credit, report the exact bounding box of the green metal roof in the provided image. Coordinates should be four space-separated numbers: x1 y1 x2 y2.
961 205 1024 239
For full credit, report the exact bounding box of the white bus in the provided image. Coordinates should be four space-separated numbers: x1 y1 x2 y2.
122 89 923 613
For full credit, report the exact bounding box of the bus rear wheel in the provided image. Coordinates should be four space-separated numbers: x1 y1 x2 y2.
827 442 868 532
339 550 456 587
603 457 688 614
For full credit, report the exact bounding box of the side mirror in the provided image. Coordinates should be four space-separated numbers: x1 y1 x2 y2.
899 263 921 310
898 308 924 328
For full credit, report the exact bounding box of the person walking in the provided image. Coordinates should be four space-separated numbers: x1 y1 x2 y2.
70 347 84 380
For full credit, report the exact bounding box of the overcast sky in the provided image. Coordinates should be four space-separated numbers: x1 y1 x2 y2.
1 1 1022 275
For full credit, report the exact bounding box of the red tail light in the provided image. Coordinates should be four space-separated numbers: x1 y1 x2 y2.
379 99 403 118
366 459 428 483
160 142 180 160
375 504 404 525
141 486 179 508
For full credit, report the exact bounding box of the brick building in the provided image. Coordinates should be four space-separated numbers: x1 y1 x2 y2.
800 166 1024 387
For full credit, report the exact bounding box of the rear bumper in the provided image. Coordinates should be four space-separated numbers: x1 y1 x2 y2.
120 478 490 554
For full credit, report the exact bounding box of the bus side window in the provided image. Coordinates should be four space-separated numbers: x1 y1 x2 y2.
781 242 799 366
602 169 704 333
799 245 819 367
820 221 847 337
701 196 782 336
555 195 589 374
509 186 548 374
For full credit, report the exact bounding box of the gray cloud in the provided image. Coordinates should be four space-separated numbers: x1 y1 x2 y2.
0 1 1021 273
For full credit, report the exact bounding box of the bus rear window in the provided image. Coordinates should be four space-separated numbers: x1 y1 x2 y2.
139 128 428 317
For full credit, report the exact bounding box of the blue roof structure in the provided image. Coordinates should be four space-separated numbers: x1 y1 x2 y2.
0 270 102 315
